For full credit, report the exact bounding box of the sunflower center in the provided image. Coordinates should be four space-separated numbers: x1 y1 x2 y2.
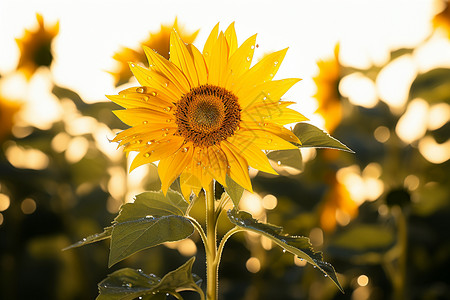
175 85 241 147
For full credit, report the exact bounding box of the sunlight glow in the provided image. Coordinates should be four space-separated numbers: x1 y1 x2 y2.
65 136 89 163
428 103 450 131
21 198 37 214
377 55 417 112
262 194 278 210
0 194 10 212
374 126 391 143
339 73 378 108
309 227 323 247
396 98 429 144
418 136 450 164
246 257 261 273
5 143 49 170
240 191 264 217
357 275 369 287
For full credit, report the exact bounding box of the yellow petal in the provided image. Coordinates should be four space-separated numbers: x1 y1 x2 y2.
241 121 301 144
158 146 194 194
170 30 199 86
207 32 229 85
203 22 220 67
242 103 308 125
113 108 173 127
239 78 301 109
107 93 174 113
232 129 298 150
113 124 176 145
130 136 185 171
233 48 288 96
224 140 277 175
224 22 238 57
128 63 183 99
187 44 208 85
220 141 253 192
143 45 191 93
224 34 257 89
204 145 227 186
180 171 202 200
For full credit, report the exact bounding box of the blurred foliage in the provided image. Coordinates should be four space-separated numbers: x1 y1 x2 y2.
1 7 450 300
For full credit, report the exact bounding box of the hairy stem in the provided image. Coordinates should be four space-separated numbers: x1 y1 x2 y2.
205 181 218 300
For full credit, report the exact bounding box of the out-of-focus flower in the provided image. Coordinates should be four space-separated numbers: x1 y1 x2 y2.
111 18 199 86
319 174 358 232
433 1 450 38
313 43 342 134
108 23 307 198
15 14 59 79
0 95 22 143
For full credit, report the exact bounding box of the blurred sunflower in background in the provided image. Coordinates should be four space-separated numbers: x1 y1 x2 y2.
109 23 308 199
0 94 22 143
15 13 59 79
433 0 450 38
313 43 342 134
110 18 199 86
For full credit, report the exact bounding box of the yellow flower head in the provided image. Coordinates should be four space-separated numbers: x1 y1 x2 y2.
16 14 59 79
108 23 308 198
433 1 450 38
111 18 199 86
313 43 342 134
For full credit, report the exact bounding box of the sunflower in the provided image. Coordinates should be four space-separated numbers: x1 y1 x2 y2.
0 95 22 143
319 173 358 232
433 0 450 39
16 14 59 79
108 23 308 198
313 43 342 134
111 18 199 86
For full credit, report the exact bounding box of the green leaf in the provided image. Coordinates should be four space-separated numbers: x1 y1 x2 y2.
227 209 344 292
409 68 450 104
63 227 113 251
267 149 303 171
224 175 244 207
97 257 204 300
293 123 353 153
115 190 189 223
109 215 194 267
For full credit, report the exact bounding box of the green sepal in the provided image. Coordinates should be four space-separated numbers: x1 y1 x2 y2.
224 175 244 207
97 257 204 300
227 209 344 293
293 123 353 153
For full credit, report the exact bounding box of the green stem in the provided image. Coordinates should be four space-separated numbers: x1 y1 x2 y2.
215 227 244 266
205 181 218 300
186 216 209 254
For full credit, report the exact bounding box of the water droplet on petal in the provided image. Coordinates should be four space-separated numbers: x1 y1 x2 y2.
251 45 255 49
150 91 157 97
277 161 281 166
274 61 278 65
246 57 251 61
267 139 272 144
143 121 148 125
162 133 168 137
166 119 171 123
130 63 135 67
282 249 286 253
144 153 151 158
204 51 209 56
164 107 171 112
82 238 87 242
136 87 145 93
269 73 274 77
182 147 188 152
164 82 169 87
